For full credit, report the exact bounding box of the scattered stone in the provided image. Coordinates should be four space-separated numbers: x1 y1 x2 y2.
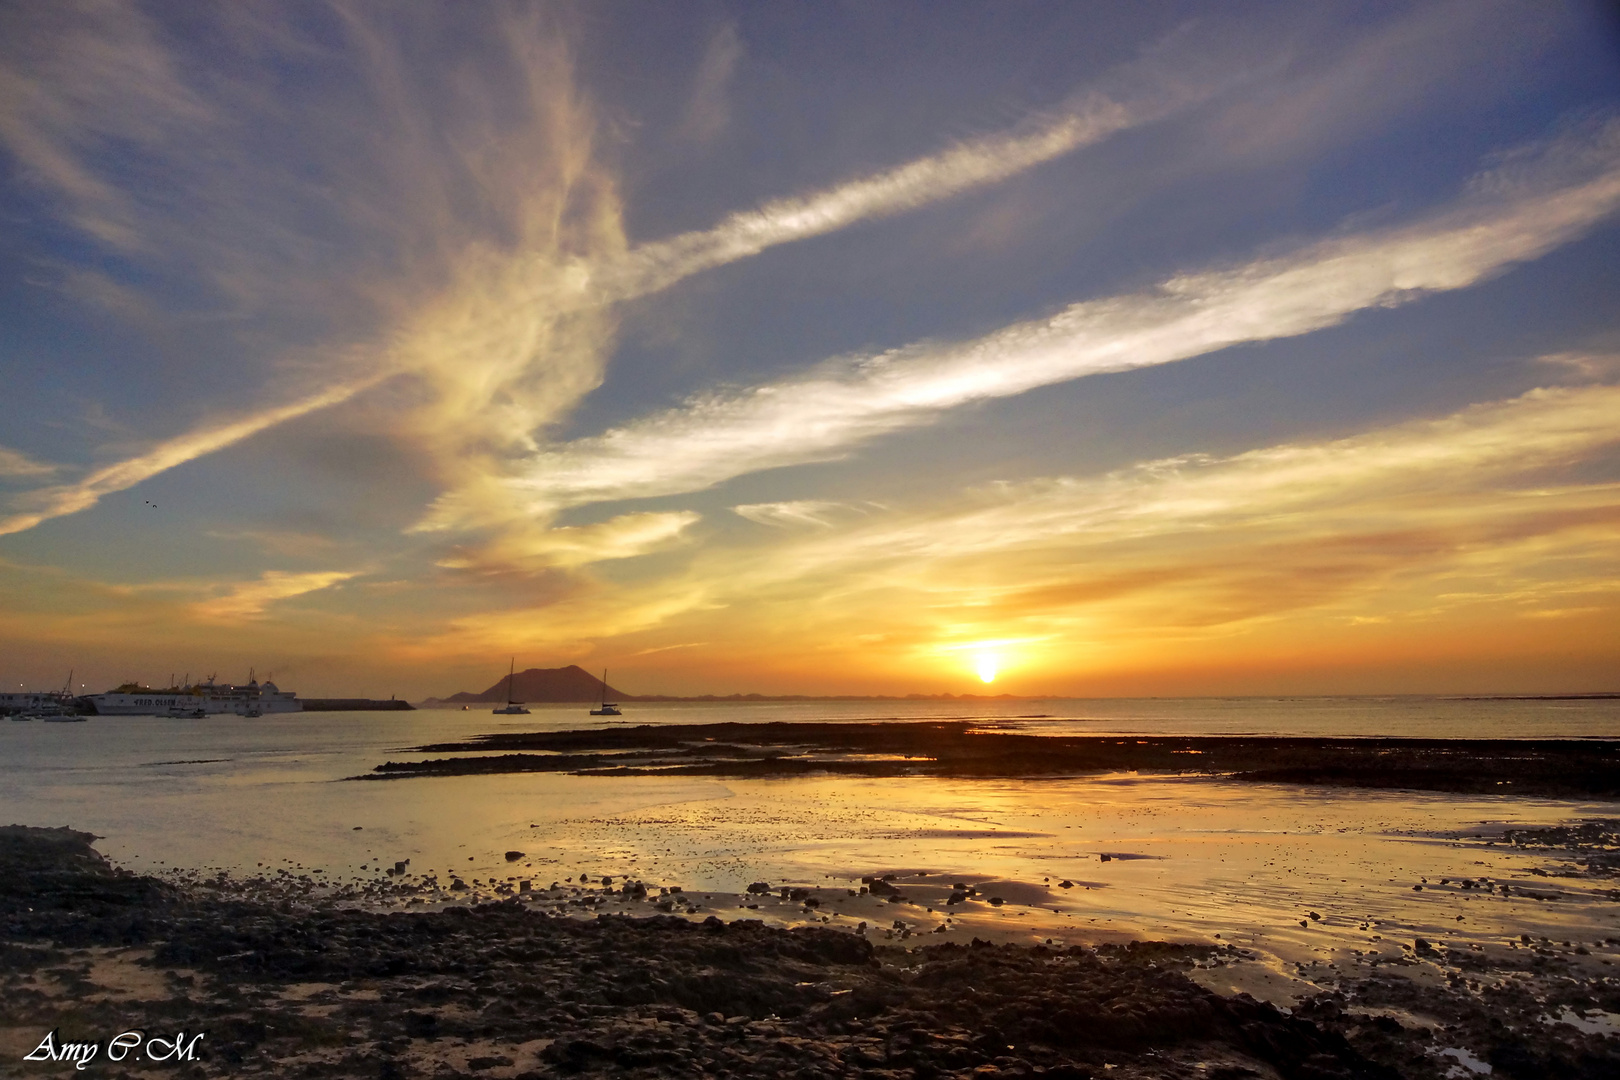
6 825 1614 1080
866 877 900 897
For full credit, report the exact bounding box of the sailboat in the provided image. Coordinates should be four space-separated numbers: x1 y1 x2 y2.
491 658 530 715
589 669 622 716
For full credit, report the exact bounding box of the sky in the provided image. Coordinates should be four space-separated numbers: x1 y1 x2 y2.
2 0 1619 700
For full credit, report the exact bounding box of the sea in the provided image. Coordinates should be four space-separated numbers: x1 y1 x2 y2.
4 696 1618 1005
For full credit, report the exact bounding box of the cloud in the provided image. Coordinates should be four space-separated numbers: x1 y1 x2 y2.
436 511 702 574
304 376 1620 683
585 92 1192 309
0 446 59 478
0 3 621 535
0 374 387 536
792 381 1620 569
677 23 742 144
632 641 709 656
732 500 862 529
204 528 342 559
452 118 1620 523
0 10 1226 540
191 570 358 621
0 0 211 250
680 380 1620 649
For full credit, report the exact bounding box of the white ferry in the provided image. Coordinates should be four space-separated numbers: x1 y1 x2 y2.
88 673 302 716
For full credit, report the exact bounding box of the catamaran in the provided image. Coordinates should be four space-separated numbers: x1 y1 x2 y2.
492 658 530 715
589 669 622 716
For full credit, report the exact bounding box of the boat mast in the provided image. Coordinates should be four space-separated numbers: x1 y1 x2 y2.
507 657 516 706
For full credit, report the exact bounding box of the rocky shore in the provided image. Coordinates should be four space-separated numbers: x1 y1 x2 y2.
4 826 1619 1078
357 722 1620 799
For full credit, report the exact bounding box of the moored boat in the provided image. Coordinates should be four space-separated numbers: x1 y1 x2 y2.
589 669 622 716
492 658 530 715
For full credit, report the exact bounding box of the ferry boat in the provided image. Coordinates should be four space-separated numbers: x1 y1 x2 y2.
88 671 302 716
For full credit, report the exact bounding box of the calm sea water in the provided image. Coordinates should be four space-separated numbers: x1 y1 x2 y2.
4 696 1617 1003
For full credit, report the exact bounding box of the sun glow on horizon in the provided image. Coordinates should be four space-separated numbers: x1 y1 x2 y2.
976 654 998 683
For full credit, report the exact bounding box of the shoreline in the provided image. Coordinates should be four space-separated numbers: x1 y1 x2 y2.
6 826 1618 1078
416 692 1620 707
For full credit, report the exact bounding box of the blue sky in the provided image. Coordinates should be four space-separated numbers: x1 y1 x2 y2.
2 1 1618 698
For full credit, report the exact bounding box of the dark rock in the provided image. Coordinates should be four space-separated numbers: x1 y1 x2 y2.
402 1011 440 1039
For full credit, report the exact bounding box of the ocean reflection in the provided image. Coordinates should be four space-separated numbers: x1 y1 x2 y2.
2 700 1616 1005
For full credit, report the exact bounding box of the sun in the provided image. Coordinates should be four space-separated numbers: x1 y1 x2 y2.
976 654 998 683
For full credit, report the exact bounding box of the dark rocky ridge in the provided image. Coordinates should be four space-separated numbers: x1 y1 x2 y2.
301 698 415 711
357 721 1620 799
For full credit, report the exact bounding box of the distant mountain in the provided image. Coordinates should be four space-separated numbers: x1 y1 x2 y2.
435 665 623 704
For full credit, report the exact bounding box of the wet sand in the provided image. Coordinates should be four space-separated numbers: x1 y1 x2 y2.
5 825 1619 1078
360 721 1620 799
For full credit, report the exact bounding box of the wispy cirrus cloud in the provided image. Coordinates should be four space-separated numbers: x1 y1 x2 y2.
193 570 359 622
731 501 868 529
436 511 701 575
0 374 387 537
0 6 1227 539
676 23 743 144
768 381 1620 574
0 446 59 479
0 0 210 250
435 118 1620 527
385 378 1620 676
588 16 1256 303
587 93 1148 305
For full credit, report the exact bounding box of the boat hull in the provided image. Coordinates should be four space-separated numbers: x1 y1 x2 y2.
87 686 302 716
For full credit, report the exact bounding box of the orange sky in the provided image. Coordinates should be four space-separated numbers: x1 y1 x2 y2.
1 3 1618 699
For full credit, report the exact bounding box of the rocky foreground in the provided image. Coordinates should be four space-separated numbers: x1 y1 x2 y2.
3 826 1618 1079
